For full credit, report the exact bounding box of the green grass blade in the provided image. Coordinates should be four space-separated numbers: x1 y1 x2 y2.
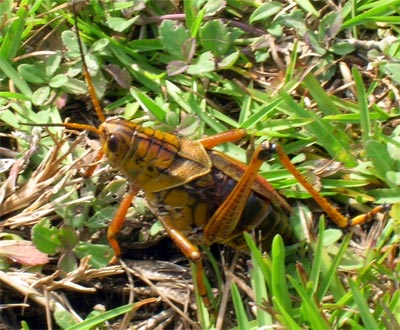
341 0 400 29
166 80 227 132
272 296 302 329
288 275 330 329
352 67 371 143
284 40 299 84
348 279 380 330
130 88 166 121
388 290 400 325
271 235 292 314
244 232 271 288
251 264 272 326
191 262 212 329
0 57 32 97
245 233 272 326
238 93 252 125
295 0 320 17
280 90 356 166
308 218 325 289
318 234 350 301
231 282 250 330
65 303 136 330
0 0 29 59
241 97 283 129
186 2 206 37
302 75 340 115
365 140 396 187
202 246 222 309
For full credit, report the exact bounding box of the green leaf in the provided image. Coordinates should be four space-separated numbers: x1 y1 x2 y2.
304 31 326 55
58 251 78 273
74 243 114 268
127 39 162 52
322 229 343 246
387 136 400 160
308 219 325 290
199 20 232 56
159 20 191 60
61 30 83 56
54 307 77 329
302 74 340 115
0 92 30 101
60 78 88 95
45 52 62 77
369 188 400 203
241 97 283 129
86 206 117 229
218 51 240 69
59 226 79 250
203 0 226 16
250 2 283 23
365 140 396 186
90 38 110 53
381 63 400 84
386 171 400 187
165 80 227 132
187 51 215 74
184 0 196 34
149 221 164 236
106 16 138 32
319 12 342 39
49 74 69 88
32 86 50 106
329 42 355 55
96 179 127 205
18 63 48 84
244 232 271 288
32 219 63 255
185 1 206 38
20 321 29 330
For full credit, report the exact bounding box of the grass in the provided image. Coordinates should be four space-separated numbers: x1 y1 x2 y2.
0 0 399 329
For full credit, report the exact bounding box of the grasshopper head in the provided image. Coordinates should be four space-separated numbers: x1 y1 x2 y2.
99 117 137 169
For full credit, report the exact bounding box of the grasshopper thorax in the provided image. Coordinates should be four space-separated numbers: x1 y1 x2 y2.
99 117 212 192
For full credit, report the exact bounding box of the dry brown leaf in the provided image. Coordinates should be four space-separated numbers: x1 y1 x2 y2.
0 240 49 266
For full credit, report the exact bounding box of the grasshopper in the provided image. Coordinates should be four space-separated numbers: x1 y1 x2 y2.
33 4 387 308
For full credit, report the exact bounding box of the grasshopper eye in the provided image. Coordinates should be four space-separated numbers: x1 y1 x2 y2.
107 134 118 153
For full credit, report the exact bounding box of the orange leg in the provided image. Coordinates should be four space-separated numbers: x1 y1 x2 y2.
108 185 139 263
157 214 210 306
275 144 388 227
108 187 211 304
203 141 276 245
198 129 247 149
350 204 390 226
